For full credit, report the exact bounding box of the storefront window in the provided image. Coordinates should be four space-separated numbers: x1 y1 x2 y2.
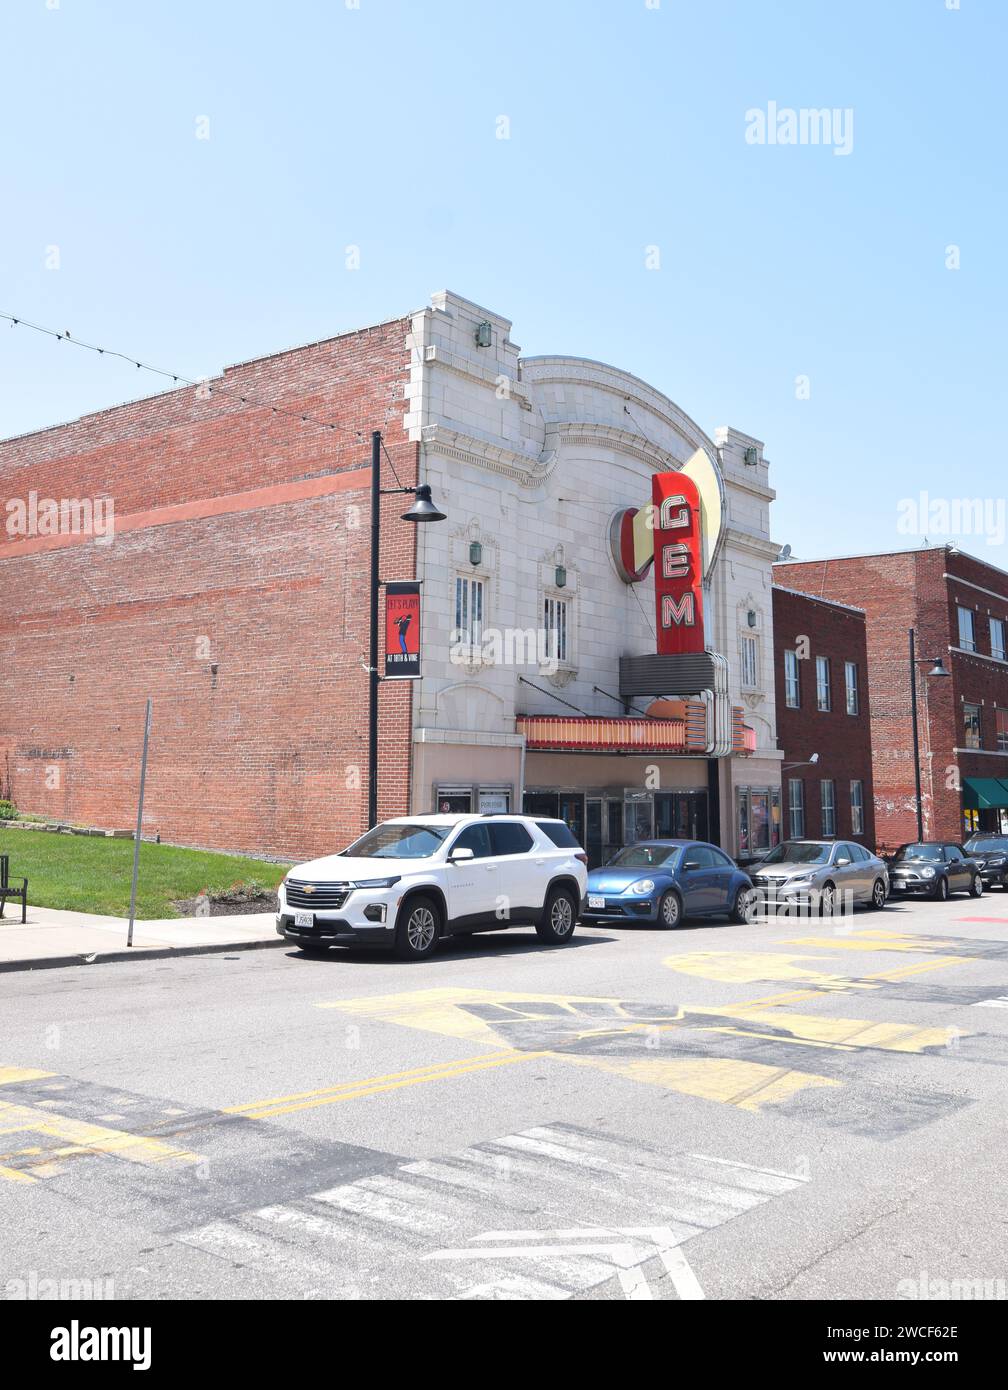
737 786 782 854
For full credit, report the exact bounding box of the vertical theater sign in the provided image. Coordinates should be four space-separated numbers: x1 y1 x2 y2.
610 448 741 757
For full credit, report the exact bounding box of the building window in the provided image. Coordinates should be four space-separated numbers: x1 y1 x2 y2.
850 779 864 835
454 575 484 648
741 635 758 688
788 778 805 838
816 656 831 711
991 617 1006 662
963 703 982 750
997 709 1008 752
958 605 976 652
784 650 800 708
820 779 836 837
543 595 568 664
844 661 859 716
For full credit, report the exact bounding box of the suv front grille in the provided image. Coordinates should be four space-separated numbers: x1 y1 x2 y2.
285 879 352 910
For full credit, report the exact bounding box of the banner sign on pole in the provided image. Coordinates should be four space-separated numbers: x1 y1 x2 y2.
384 581 421 679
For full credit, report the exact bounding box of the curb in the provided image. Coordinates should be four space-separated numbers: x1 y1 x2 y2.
0 934 289 975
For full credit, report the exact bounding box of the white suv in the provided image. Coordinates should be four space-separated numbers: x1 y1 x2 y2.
276 813 588 960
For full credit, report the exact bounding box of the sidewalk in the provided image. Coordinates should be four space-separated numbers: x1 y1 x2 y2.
0 903 285 974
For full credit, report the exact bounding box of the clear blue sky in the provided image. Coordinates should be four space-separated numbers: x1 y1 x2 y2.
2 0 1004 561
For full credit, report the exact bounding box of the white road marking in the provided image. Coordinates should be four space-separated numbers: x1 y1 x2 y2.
971 997 1008 1009
175 1124 801 1299
425 1225 705 1300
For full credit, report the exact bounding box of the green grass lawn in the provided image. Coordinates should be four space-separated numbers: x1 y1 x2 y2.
0 831 289 919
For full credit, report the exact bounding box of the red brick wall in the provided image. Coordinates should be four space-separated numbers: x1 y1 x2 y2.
775 548 1008 848
772 586 875 848
0 318 417 861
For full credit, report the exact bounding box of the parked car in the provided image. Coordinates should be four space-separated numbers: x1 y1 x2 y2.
276 814 588 960
751 839 889 913
963 833 1008 891
581 839 757 929
888 842 984 900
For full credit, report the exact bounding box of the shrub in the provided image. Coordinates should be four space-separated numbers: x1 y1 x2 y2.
209 878 272 904
0 800 17 820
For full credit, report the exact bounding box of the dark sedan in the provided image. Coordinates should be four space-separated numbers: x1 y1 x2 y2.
581 840 756 929
964 834 1008 890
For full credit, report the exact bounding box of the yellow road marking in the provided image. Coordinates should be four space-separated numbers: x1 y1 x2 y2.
695 955 968 1015
0 1067 54 1087
561 1053 839 1112
225 1049 548 1119
783 931 960 952
0 1101 201 1181
318 987 628 1047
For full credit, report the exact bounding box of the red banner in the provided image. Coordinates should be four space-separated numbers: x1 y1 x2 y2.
652 472 704 655
384 581 421 679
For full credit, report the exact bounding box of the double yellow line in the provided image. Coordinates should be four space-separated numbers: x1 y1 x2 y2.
223 1049 548 1120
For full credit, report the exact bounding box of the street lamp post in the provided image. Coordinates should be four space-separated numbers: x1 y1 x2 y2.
908 628 950 842
367 429 445 828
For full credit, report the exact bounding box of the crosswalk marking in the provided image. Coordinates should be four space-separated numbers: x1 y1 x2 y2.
175 1123 806 1300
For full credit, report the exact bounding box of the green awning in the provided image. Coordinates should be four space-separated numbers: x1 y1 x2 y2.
962 777 1008 810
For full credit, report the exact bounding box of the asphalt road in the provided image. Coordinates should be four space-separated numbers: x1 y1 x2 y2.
2 892 1007 1301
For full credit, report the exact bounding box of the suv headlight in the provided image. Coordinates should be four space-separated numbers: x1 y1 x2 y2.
350 876 402 889
628 879 655 895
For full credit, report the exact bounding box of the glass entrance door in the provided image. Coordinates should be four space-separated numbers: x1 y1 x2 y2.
623 793 653 846
558 793 585 848
586 798 604 869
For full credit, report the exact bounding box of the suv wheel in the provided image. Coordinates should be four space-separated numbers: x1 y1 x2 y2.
870 878 887 910
536 886 578 944
395 895 441 960
969 873 984 898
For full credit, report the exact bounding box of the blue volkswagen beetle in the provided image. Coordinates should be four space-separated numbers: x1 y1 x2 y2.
581 839 757 929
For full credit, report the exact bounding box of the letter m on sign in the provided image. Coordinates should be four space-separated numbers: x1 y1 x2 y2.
653 472 704 655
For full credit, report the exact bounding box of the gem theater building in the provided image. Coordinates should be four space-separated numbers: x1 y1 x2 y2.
1 291 783 864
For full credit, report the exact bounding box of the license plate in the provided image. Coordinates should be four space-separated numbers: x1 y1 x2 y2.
588 895 605 909
294 912 314 928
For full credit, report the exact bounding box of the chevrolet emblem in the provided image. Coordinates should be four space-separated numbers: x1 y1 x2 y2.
304 885 315 895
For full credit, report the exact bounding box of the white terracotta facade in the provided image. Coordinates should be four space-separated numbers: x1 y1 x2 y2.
403 291 783 859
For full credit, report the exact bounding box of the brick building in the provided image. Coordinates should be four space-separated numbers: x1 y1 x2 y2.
775 545 1008 849
0 317 419 860
1 290 783 862
771 585 875 849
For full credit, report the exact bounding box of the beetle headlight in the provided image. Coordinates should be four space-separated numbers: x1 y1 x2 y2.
629 879 655 895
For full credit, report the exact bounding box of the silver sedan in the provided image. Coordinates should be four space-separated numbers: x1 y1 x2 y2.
751 840 889 915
